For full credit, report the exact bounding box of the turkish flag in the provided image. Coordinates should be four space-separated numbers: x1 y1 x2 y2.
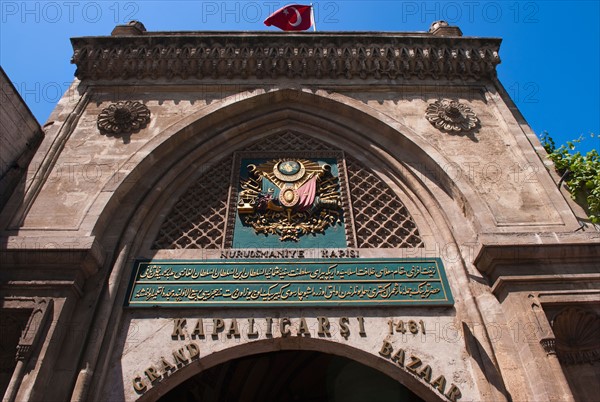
264 5 313 31
296 176 317 211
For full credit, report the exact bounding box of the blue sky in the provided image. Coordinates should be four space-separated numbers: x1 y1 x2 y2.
1 0 598 152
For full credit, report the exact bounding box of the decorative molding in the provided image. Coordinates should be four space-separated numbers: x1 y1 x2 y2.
552 307 600 365
0 299 53 402
97 100 150 135
540 338 556 355
8 90 91 230
1 236 105 281
16 299 53 360
425 99 479 133
71 33 501 81
473 240 600 301
429 20 463 37
15 345 32 361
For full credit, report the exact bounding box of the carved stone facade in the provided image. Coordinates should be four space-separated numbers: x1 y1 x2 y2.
71 32 501 82
1 22 598 402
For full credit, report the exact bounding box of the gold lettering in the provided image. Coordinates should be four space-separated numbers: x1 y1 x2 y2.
212 318 225 336
192 319 204 338
446 384 462 401
248 318 258 337
431 375 447 394
357 316 366 336
227 319 240 337
406 355 422 373
172 348 188 366
186 343 200 360
132 376 147 393
298 318 310 336
391 348 405 367
339 317 350 338
317 316 331 336
144 366 160 382
418 365 432 383
172 318 186 339
266 317 273 336
160 357 176 373
280 318 291 336
379 340 393 357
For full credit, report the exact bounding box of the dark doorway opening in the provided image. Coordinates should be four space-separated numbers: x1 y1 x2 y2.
0 309 31 398
158 350 424 402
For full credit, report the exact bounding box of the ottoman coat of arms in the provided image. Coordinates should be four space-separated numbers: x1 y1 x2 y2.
237 159 343 241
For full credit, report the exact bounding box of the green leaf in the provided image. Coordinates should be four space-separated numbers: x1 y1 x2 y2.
540 133 599 223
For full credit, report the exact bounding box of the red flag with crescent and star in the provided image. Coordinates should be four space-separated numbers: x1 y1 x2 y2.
264 4 313 31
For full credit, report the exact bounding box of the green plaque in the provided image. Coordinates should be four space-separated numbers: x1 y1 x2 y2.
126 259 454 307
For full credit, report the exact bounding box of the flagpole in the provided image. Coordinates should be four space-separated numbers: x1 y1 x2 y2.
311 3 316 31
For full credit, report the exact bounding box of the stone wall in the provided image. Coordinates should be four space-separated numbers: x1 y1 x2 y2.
0 67 43 211
0 26 598 402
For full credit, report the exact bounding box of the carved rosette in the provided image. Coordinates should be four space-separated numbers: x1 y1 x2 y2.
552 307 600 365
97 100 150 135
426 99 479 133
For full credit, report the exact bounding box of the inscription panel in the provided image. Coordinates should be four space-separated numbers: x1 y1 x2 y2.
126 258 454 307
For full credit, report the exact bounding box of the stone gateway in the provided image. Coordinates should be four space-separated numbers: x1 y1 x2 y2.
1 21 598 402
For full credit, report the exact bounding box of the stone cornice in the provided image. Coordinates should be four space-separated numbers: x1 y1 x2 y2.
0 236 105 277
475 242 600 277
473 236 600 301
71 31 501 82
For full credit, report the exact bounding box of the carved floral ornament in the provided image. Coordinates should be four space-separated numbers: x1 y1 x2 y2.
97 100 151 135
425 99 479 133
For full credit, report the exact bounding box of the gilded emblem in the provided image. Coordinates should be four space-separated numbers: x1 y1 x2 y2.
237 159 342 241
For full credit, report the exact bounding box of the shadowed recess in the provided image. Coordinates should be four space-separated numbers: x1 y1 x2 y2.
157 350 425 402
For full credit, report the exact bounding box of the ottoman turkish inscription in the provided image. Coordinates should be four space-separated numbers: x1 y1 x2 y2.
128 154 454 307
126 259 454 307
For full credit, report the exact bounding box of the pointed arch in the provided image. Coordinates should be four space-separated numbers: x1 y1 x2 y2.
135 338 446 402
81 89 486 400
89 88 490 254
151 131 424 250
